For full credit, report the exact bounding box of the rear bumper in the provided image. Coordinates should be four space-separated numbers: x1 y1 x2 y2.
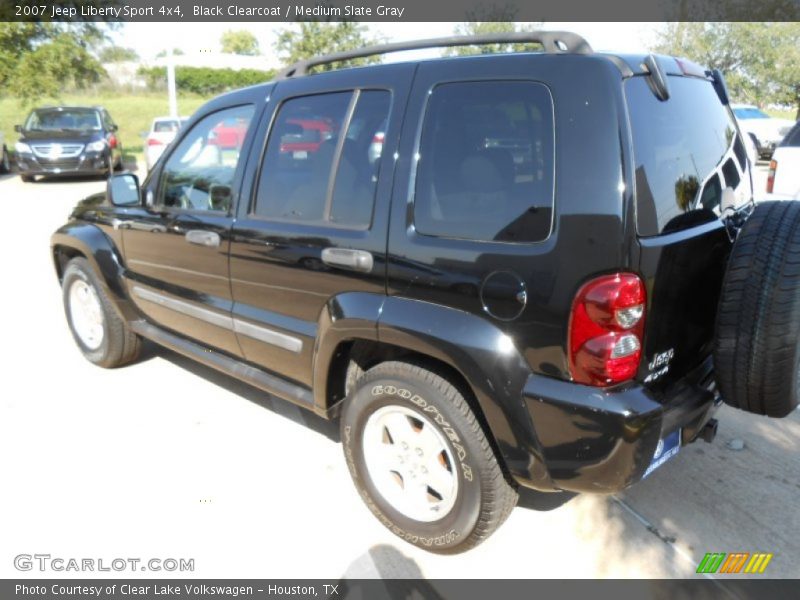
520 357 719 493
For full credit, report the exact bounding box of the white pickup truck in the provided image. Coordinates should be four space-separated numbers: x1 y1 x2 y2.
0 130 10 173
766 121 800 200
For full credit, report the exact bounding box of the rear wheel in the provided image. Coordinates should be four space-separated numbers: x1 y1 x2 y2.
715 201 800 418
341 361 517 554
62 258 141 368
21 174 35 183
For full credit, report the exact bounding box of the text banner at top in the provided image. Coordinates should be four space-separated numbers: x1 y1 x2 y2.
3 0 800 22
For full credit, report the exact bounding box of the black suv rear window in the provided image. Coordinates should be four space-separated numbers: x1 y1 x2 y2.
782 122 800 147
626 76 747 236
414 81 554 243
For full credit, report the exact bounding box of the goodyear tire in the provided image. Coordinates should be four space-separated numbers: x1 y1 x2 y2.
62 258 141 368
715 201 800 418
341 361 517 554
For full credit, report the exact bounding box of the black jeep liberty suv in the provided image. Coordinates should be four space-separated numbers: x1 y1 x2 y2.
51 32 800 553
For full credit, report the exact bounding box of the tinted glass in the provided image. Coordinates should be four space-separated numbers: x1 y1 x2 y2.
25 108 101 132
733 107 769 119
255 92 351 222
330 91 391 228
626 76 748 236
255 91 391 229
414 81 554 243
158 105 254 212
154 120 180 133
781 122 800 147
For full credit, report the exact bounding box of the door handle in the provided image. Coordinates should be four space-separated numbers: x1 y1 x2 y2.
321 248 374 273
185 230 221 248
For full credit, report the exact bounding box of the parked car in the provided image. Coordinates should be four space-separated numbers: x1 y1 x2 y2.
0 130 10 173
144 116 188 172
766 120 800 200
15 106 123 182
731 103 795 159
51 33 800 554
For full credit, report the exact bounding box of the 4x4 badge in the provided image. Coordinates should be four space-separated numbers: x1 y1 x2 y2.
645 349 675 382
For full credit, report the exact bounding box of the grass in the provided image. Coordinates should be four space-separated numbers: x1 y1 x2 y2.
0 92 209 163
766 108 797 120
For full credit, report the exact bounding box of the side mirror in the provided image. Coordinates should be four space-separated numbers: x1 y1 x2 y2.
107 173 141 207
111 124 119 132
14 125 22 133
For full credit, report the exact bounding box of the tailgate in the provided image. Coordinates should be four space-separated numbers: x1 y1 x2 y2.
624 71 748 390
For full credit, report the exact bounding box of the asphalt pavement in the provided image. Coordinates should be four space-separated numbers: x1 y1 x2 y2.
0 163 797 581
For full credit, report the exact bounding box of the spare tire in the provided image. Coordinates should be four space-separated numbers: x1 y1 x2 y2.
715 201 800 418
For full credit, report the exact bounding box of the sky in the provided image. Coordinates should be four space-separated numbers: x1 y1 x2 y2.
111 22 663 66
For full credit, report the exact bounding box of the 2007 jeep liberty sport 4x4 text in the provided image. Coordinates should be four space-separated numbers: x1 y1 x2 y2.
51 32 800 553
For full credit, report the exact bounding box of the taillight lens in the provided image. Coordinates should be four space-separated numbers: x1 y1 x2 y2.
147 138 163 147
108 134 118 149
767 160 777 193
372 132 385 144
569 273 646 386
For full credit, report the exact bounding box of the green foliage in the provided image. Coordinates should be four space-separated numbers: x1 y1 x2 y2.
274 22 382 72
99 46 139 62
138 66 275 96
0 23 109 105
220 30 260 56
155 48 185 58
653 23 800 116
445 22 543 56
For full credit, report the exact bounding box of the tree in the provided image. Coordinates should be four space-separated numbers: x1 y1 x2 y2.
221 30 260 56
652 23 800 118
0 23 108 104
445 21 543 56
155 48 185 58
274 22 382 72
99 46 139 62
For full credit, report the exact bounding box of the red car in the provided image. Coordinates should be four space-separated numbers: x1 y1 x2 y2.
210 117 249 149
279 118 334 155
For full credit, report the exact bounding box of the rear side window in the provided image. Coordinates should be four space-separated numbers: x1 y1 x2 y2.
254 90 390 229
782 123 800 147
414 81 554 243
627 76 749 236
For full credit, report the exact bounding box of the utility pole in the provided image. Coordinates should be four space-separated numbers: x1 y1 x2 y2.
167 47 178 118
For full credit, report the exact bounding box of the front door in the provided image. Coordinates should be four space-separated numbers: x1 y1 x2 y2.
229 65 415 386
120 103 258 356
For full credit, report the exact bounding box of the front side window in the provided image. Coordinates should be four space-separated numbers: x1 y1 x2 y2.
158 105 254 212
413 81 554 243
254 90 390 229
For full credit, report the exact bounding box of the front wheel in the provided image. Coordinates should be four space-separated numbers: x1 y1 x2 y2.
62 258 141 368
341 361 517 554
0 146 10 174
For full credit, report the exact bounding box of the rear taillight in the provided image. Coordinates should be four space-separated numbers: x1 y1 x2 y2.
109 134 118 149
767 160 777 193
147 138 163 147
569 273 646 387
372 133 385 144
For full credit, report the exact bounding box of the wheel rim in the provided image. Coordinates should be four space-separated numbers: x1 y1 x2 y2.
362 405 459 522
68 279 105 350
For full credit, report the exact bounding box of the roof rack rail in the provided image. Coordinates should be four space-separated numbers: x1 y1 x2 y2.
277 30 593 79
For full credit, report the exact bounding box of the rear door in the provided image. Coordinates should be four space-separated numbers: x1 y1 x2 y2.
229 64 415 387
626 72 753 387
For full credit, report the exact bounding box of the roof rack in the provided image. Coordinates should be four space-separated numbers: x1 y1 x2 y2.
277 30 593 79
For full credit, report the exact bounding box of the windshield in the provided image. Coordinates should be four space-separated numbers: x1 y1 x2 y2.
25 109 101 132
153 120 181 133
733 107 769 120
